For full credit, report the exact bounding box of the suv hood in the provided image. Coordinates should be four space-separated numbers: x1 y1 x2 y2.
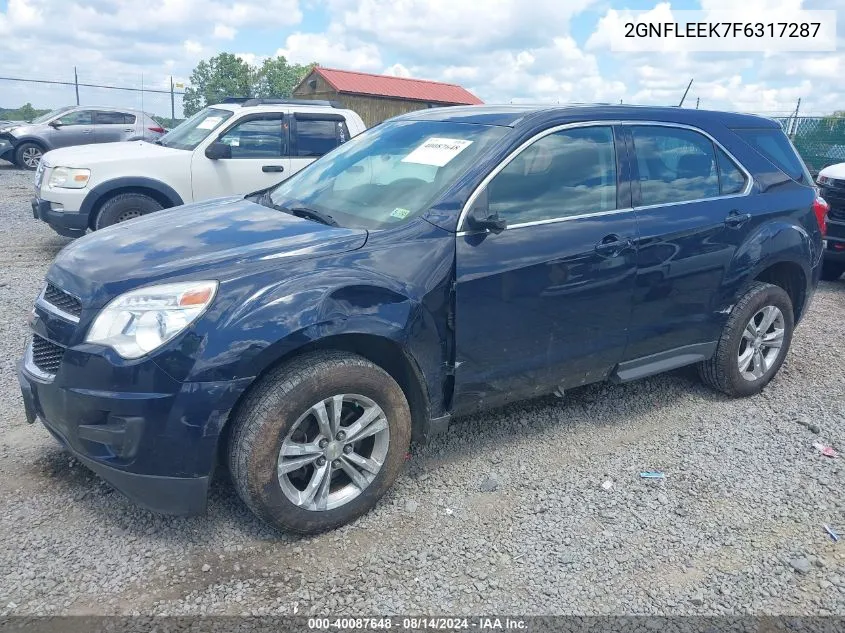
43 141 183 167
49 197 368 307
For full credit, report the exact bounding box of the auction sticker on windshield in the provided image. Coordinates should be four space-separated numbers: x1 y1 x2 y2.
402 137 473 167
197 117 223 130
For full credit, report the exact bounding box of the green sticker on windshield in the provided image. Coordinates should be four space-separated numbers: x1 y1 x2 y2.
390 207 411 219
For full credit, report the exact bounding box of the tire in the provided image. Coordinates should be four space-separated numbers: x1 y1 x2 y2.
698 281 794 398
94 193 163 230
15 142 44 170
821 261 845 281
228 351 412 534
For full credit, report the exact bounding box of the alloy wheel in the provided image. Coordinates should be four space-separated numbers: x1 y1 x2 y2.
737 305 785 381
21 147 42 169
277 394 390 511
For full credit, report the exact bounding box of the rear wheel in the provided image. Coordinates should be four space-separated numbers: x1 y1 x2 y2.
15 142 43 170
94 193 162 230
821 261 845 281
699 281 794 397
228 351 411 534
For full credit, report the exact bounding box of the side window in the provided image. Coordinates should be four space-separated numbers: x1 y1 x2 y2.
94 111 126 125
734 128 811 184
124 113 137 125
487 126 618 224
632 126 720 206
56 110 93 125
294 118 350 157
716 148 747 195
218 116 285 159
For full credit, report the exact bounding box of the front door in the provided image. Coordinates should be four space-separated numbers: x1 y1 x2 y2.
191 113 291 201
453 125 638 413
622 124 752 362
47 109 96 148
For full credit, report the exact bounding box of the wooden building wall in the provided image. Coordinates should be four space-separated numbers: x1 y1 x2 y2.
293 72 443 128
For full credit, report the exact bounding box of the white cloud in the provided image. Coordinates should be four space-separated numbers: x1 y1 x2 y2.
213 24 236 40
277 30 382 70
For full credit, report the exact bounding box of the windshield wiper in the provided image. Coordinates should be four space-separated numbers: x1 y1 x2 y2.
154 139 166 146
273 203 338 227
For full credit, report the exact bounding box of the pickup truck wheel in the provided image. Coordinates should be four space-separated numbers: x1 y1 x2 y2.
15 142 44 170
228 351 411 534
94 193 163 230
698 281 793 397
821 262 845 281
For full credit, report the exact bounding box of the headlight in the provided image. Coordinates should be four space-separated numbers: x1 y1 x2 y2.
48 167 91 189
86 281 218 359
817 175 830 185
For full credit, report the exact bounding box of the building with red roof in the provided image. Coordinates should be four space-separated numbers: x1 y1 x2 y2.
293 66 483 127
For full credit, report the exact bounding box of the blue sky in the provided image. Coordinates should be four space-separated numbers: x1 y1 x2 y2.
0 0 841 118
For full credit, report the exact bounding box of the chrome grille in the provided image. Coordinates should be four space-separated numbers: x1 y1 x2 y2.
43 283 82 318
31 335 64 375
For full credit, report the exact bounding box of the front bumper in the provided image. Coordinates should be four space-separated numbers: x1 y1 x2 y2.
18 346 253 516
32 196 89 238
824 219 845 263
0 138 13 163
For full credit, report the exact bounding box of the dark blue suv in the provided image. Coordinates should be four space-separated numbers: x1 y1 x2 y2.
18 105 827 533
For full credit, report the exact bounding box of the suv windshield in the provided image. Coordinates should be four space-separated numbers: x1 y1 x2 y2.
31 107 74 124
157 107 234 151
269 120 509 229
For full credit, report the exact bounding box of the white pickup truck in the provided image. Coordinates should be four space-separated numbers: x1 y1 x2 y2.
31 98 366 237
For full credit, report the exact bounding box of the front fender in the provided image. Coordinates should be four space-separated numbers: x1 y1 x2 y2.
80 177 184 217
155 273 448 411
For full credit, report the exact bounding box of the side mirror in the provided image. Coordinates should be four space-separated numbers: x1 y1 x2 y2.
465 188 507 234
205 141 232 160
48 121 62 129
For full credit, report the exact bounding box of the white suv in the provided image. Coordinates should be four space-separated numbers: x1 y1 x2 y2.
31 99 366 237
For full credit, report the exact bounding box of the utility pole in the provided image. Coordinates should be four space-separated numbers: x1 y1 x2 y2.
74 67 80 105
170 76 175 121
678 78 694 107
140 73 144 113
696 97 700 109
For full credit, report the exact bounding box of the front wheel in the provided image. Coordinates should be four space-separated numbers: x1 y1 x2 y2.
15 142 43 170
94 193 163 230
228 351 412 534
699 281 794 397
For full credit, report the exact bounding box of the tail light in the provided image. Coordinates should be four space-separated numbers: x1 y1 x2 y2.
148 126 165 134
813 195 829 236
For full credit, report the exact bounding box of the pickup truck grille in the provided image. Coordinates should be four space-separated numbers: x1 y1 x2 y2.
43 282 83 318
31 335 65 375
819 184 845 221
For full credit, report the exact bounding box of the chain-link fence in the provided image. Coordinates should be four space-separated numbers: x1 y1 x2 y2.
772 115 845 175
0 74 186 127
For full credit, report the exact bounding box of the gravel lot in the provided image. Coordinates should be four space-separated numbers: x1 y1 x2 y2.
0 161 843 617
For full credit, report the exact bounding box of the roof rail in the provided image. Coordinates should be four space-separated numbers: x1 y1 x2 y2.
237 98 343 108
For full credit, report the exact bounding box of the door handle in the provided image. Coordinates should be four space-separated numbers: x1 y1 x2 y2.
81 129 93 134
595 234 633 256
724 211 752 228
123 128 133 132
262 165 285 173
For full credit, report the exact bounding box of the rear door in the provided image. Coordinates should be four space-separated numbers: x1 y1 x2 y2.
622 123 751 364
190 112 290 200
289 114 351 176
453 124 638 412
92 111 135 143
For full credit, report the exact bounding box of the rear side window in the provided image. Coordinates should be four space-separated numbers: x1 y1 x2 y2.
716 148 747 194
294 117 350 157
487 126 618 224
95 111 136 125
734 128 811 184
632 126 720 206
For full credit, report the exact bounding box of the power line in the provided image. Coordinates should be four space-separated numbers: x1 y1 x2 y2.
0 75 185 96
